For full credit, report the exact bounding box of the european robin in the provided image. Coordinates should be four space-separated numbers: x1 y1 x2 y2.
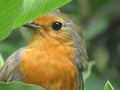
0 10 88 90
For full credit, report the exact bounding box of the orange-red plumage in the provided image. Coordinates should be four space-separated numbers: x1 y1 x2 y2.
19 36 77 89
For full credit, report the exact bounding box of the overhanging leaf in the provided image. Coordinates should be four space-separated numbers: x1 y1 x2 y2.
0 82 45 90
0 0 71 40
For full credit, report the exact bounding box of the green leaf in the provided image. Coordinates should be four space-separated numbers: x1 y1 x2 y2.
0 82 45 90
104 81 114 90
83 61 95 81
0 0 71 41
85 74 106 90
0 54 4 68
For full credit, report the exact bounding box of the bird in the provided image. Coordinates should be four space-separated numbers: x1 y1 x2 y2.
0 10 88 90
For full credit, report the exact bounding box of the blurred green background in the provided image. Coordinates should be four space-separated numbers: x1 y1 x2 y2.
0 0 120 90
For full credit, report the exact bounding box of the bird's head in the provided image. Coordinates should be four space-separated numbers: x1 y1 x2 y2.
24 10 83 47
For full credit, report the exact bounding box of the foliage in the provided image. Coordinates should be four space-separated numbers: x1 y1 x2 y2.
0 82 44 90
104 81 114 90
0 0 71 40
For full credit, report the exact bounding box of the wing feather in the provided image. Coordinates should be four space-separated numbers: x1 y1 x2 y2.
0 48 24 82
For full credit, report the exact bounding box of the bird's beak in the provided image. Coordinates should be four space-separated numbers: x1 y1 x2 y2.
23 21 41 29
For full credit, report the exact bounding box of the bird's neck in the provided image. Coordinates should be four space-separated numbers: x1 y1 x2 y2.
26 33 74 62
26 34 74 53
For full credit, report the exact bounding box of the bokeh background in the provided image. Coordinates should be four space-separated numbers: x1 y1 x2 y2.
0 0 120 90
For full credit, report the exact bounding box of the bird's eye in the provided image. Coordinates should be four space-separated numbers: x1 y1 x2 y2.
52 21 62 31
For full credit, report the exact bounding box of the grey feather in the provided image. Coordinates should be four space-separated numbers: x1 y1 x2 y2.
68 21 88 90
0 47 24 82
69 23 88 90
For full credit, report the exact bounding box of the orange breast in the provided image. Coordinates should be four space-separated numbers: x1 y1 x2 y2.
16 38 78 90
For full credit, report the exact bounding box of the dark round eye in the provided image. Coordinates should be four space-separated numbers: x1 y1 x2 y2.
52 21 62 31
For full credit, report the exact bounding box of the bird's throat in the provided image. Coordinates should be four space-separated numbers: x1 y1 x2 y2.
27 33 74 55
